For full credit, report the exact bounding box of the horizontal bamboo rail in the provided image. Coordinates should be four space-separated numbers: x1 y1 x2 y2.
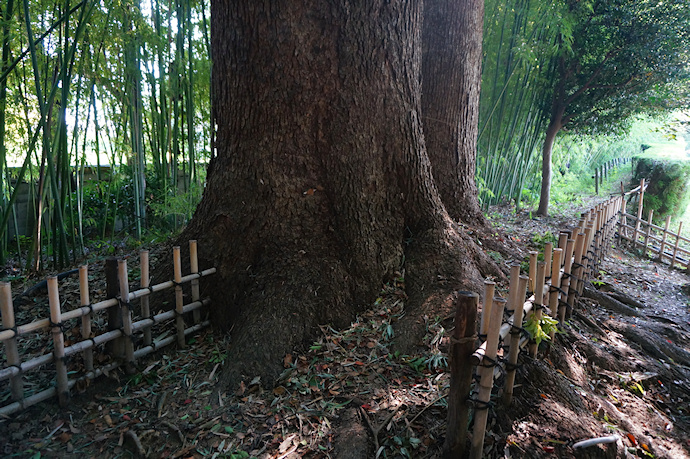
0 241 216 416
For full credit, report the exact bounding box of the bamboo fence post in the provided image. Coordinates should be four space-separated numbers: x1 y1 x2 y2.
506 264 520 314
619 189 627 246
105 257 124 358
671 222 683 269
140 250 152 346
1 282 23 401
190 240 201 324
470 297 506 459
659 215 671 263
503 275 528 405
559 239 575 322
643 209 654 257
548 249 562 340
632 178 645 248
79 265 93 372
594 168 599 195
543 242 553 281
118 260 136 367
443 292 478 457
48 277 69 407
567 233 586 316
173 246 186 348
528 262 546 357
480 281 495 337
528 251 538 293
557 233 568 266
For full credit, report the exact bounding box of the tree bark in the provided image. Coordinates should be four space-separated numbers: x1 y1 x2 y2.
185 1 496 388
536 104 564 217
421 0 485 225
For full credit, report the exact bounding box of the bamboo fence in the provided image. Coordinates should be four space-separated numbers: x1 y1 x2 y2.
444 195 624 458
0 241 216 416
618 178 690 269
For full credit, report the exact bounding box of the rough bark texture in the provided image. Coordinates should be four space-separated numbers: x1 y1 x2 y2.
536 106 563 217
421 0 485 225
183 1 498 389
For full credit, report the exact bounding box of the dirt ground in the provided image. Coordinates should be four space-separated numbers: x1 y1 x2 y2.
1 189 689 458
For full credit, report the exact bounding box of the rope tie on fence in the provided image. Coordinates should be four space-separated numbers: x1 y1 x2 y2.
467 397 493 411
147 285 155 294
450 334 477 345
478 333 487 341
49 319 66 332
9 363 22 374
549 285 568 296
509 323 529 339
172 280 183 288
504 361 522 372
119 298 132 311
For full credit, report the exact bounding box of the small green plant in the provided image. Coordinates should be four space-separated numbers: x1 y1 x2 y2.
524 312 559 346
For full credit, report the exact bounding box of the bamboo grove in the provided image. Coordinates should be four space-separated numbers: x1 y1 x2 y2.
0 0 211 270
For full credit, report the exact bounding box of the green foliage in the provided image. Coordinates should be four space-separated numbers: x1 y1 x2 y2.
524 312 559 346
633 158 690 222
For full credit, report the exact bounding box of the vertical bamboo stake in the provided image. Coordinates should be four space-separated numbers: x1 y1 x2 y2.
543 242 553 280
528 262 546 357
443 292 478 457
559 239 575 321
470 297 506 459
503 275 528 405
506 264 520 313
479 280 495 337
140 250 152 346
594 168 599 195
557 233 568 266
79 265 93 372
1 282 23 400
619 191 627 246
528 251 538 293
118 260 135 366
173 246 186 348
567 233 586 313
659 215 671 263
548 248 562 340
48 277 69 407
671 221 683 269
644 209 653 257
632 178 645 247
189 240 201 324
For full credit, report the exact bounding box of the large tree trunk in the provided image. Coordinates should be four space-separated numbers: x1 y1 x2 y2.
184 1 496 388
421 0 485 225
536 107 564 217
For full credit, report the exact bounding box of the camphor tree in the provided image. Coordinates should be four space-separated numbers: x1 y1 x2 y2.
183 1 500 388
536 0 690 216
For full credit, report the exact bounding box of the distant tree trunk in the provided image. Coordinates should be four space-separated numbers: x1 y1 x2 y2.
421 0 485 225
536 102 565 217
185 1 497 388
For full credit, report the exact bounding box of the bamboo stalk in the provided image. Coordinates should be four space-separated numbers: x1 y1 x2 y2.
632 178 645 247
559 239 575 321
528 262 546 357
47 276 69 406
140 250 152 345
503 275 528 405
173 246 185 348
118 259 135 366
548 249 562 340
480 280 496 337
671 221 683 268
79 264 93 372
189 240 201 324
567 233 586 314
470 297 506 459
528 251 538 293
644 209 654 256
543 242 553 280
1 282 23 400
443 292 478 456
506 264 520 313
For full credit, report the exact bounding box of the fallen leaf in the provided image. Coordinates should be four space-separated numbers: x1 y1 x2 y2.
626 433 637 446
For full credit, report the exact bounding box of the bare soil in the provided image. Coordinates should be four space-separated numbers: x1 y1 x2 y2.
1 191 689 458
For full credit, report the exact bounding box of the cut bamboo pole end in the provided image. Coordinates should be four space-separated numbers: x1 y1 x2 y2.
173 246 186 348
1 282 23 401
503 275 528 406
48 277 69 407
479 281 495 337
528 251 538 293
79 265 93 372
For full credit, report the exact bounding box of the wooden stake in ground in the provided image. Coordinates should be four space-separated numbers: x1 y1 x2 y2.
443 291 478 457
470 297 506 459
1 282 23 401
105 257 124 358
79 265 93 372
548 249 562 340
528 262 546 358
48 276 69 407
503 275 528 406
173 246 186 348
658 215 671 263
528 251 538 293
118 260 136 368
479 280 495 337
671 221 683 268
